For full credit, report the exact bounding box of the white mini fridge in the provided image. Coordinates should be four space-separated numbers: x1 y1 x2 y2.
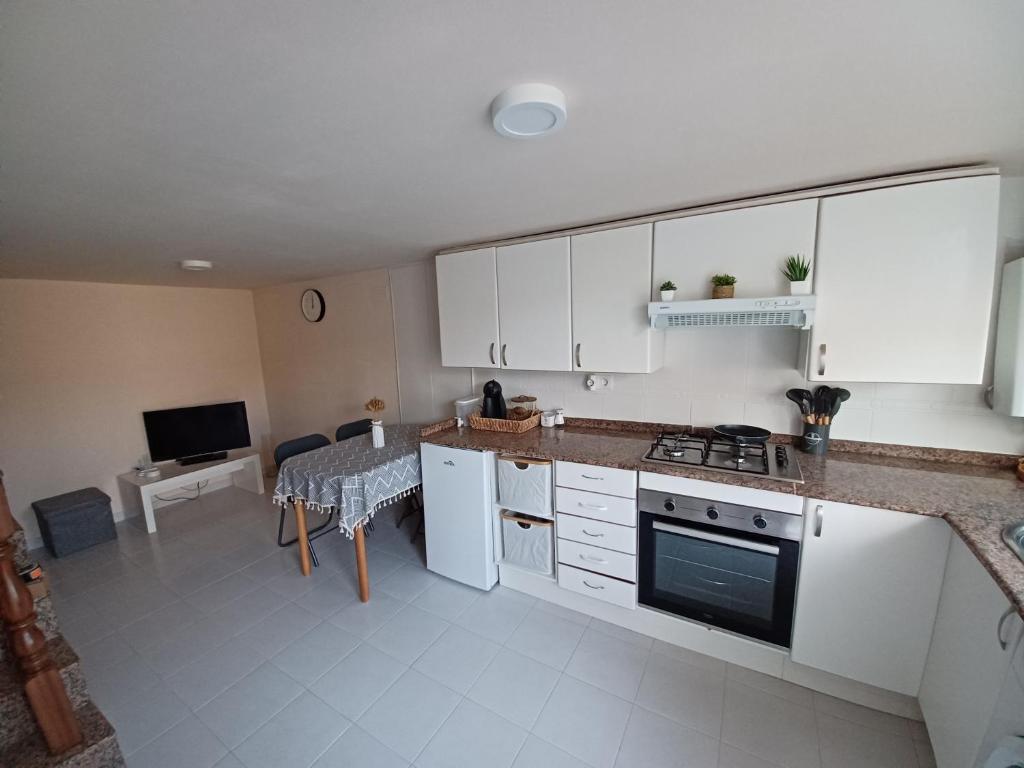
421 443 499 590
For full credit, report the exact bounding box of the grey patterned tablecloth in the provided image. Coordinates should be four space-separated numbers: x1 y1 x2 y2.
273 424 422 537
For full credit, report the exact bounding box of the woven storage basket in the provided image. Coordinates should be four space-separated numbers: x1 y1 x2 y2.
468 412 541 434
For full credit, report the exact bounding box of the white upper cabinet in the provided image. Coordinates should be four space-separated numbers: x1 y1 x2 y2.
496 237 573 371
653 199 819 300
919 536 1020 768
436 247 500 368
808 175 1000 383
791 498 950 696
571 224 663 373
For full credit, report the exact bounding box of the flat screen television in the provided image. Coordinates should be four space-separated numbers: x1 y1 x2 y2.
143 401 251 465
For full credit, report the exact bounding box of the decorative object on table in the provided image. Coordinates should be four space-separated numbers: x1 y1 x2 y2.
786 386 851 454
365 397 386 447
781 254 812 295
31 487 116 558
481 379 507 419
711 273 737 299
659 280 677 301
300 288 326 322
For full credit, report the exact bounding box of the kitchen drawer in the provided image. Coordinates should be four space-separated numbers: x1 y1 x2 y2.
555 461 636 498
557 538 636 582
556 513 636 555
556 486 637 527
558 564 637 609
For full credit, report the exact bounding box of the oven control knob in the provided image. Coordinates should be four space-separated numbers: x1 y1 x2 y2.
663 499 676 512
706 506 719 520
753 515 768 529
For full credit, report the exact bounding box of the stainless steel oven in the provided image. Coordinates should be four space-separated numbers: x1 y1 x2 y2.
637 489 801 647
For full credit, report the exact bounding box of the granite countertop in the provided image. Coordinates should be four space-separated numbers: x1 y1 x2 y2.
421 421 1024 618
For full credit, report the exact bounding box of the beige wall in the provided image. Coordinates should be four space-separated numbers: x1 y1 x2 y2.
390 262 472 424
253 268 400 447
0 279 271 545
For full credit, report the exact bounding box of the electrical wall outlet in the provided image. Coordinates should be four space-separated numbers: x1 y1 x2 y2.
584 374 613 391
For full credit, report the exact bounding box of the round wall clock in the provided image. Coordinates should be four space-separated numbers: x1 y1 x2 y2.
301 289 325 322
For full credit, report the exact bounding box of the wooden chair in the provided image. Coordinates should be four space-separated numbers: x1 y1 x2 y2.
274 434 331 567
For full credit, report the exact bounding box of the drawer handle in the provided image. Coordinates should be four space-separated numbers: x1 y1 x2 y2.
581 529 604 538
813 505 824 538
579 502 608 511
582 580 605 590
579 553 608 565
581 474 604 481
997 606 1016 651
698 575 729 587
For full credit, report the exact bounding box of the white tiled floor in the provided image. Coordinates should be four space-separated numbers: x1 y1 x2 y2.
37 485 938 768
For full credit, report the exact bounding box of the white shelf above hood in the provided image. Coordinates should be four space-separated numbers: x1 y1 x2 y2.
648 295 816 330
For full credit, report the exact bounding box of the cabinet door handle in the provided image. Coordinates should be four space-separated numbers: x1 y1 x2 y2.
582 580 605 590
581 474 604 481
581 529 604 538
813 504 824 537
575 343 582 369
997 606 1016 650
501 344 508 367
578 502 608 511
489 342 496 365
579 553 608 564
818 344 827 377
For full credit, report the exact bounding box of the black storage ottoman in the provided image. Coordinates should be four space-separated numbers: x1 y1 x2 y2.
32 487 116 558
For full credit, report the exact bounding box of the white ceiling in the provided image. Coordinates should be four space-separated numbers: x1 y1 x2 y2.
2 1 1023 289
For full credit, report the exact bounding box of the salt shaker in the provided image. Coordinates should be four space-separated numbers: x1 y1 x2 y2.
554 408 565 427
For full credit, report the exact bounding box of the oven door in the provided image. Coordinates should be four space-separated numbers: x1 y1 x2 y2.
638 512 798 647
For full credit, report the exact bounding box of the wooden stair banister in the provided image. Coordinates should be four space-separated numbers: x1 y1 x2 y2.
0 472 83 755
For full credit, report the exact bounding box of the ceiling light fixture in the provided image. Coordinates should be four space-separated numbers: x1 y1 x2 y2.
180 259 213 271
490 83 567 139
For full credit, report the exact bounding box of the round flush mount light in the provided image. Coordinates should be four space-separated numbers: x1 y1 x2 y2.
180 259 213 271
490 83 567 139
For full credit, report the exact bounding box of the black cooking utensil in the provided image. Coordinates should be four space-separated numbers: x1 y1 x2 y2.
713 424 772 445
786 388 813 419
825 388 851 424
813 386 831 423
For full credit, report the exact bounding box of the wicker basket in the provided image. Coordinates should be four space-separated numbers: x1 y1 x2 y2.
469 412 541 434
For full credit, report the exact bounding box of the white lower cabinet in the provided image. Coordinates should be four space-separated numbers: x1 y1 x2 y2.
791 498 950 695
919 536 1022 768
554 462 638 610
557 564 637 609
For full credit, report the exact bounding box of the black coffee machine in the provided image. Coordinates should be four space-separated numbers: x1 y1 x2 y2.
481 380 507 419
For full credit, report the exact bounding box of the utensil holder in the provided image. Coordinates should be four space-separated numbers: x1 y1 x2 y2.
800 423 830 455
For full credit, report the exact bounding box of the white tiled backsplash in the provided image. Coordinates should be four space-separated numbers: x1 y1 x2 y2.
472 327 1024 455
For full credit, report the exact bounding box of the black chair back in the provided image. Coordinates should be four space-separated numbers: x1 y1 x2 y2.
274 433 330 469
336 419 373 442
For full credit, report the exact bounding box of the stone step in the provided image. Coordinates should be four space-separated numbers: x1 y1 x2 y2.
12 525 31 571
0 699 124 768
0 635 91 748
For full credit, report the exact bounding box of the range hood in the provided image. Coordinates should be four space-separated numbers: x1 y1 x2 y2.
648 295 816 330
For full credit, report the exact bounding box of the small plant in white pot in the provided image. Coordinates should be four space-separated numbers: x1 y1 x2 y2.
659 280 677 301
782 254 812 295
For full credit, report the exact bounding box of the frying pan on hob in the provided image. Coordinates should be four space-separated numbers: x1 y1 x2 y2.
713 424 772 445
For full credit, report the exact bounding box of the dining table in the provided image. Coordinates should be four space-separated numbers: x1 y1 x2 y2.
272 422 423 602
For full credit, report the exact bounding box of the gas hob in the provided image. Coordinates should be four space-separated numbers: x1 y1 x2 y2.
642 431 803 483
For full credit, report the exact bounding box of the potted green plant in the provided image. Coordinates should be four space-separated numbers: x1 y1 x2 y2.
659 280 677 302
782 254 812 296
711 273 737 299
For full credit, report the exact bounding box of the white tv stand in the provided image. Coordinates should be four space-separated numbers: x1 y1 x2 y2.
117 449 264 533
